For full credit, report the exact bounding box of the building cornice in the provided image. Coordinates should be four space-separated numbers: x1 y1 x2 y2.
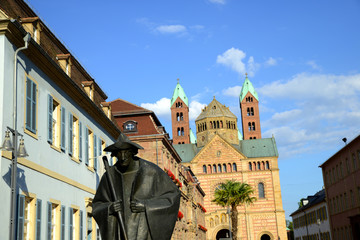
0 19 121 139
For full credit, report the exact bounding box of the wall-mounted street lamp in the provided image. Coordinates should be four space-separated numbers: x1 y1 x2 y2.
1 31 31 240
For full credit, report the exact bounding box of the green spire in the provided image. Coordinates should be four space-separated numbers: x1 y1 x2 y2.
190 128 197 144
171 79 189 107
239 74 259 102
238 129 243 141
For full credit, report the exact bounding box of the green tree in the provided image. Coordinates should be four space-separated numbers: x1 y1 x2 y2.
212 180 256 240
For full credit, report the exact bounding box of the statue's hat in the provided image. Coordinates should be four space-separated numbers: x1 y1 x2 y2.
104 132 144 152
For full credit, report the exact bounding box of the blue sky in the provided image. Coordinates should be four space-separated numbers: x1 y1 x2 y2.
25 0 360 220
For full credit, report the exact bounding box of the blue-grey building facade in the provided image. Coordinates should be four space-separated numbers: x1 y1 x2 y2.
0 2 120 239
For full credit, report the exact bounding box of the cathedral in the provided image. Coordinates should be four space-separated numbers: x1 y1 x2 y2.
171 77 287 240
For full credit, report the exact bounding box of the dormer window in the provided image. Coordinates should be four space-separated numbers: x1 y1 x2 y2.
82 81 94 101
57 54 71 77
21 17 41 43
123 121 137 133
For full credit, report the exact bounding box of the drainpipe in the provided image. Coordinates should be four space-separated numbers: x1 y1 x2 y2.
9 32 31 240
155 138 158 165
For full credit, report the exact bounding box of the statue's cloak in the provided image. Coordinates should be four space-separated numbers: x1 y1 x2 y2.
92 158 181 240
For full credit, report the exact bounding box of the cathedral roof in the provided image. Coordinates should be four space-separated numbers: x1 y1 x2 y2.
171 80 189 107
174 137 278 163
239 76 259 102
195 97 237 121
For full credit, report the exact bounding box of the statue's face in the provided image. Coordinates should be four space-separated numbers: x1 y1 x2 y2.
115 149 133 167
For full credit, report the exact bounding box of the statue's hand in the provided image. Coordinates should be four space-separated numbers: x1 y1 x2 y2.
130 200 146 213
109 200 123 215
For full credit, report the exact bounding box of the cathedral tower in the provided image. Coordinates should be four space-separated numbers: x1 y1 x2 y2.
239 75 262 140
171 80 190 144
195 97 239 148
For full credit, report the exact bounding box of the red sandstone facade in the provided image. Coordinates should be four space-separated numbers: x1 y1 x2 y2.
240 92 262 140
110 98 206 240
171 97 190 144
320 135 360 240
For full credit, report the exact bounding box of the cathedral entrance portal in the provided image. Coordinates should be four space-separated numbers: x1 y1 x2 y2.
260 234 271 240
216 229 231 240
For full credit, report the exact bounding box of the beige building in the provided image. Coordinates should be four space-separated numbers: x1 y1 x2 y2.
171 78 287 240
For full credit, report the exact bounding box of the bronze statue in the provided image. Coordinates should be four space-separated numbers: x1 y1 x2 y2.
92 132 181 240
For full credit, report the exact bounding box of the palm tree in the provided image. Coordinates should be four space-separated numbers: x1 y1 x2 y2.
212 180 256 240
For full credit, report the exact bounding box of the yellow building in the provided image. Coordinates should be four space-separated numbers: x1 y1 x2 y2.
172 78 287 240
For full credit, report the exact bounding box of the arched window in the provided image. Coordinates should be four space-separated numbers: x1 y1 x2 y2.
248 122 252 131
247 107 250 116
232 163 237 172
213 164 217 173
223 164 227 173
217 121 220 129
218 164 222 173
250 107 254 116
177 128 181 136
210 122 213 129
257 162 261 170
181 127 184 136
203 165 207 173
250 137 253 139
180 113 183 121
261 161 265 170
249 162 252 171
252 122 256 131
258 182 265 198
205 122 207 130
266 161 270 170
176 112 179 121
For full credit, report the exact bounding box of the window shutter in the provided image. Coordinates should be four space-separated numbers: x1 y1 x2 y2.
69 208 73 240
61 205 66 240
26 78 37 133
93 134 97 170
79 122 83 161
79 210 83 240
69 113 73 156
98 138 102 158
85 128 89 166
47 202 52 240
36 199 42 240
61 107 66 151
31 80 37 132
17 195 25 240
47 95 53 143
26 78 32 131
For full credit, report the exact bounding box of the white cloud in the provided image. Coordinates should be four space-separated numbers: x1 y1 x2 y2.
217 48 246 75
156 25 187 34
141 98 171 119
258 73 360 101
247 56 259 77
140 98 206 122
216 48 259 76
265 57 277 66
222 86 241 97
209 0 226 4
260 73 360 159
189 101 207 120
306 60 321 70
